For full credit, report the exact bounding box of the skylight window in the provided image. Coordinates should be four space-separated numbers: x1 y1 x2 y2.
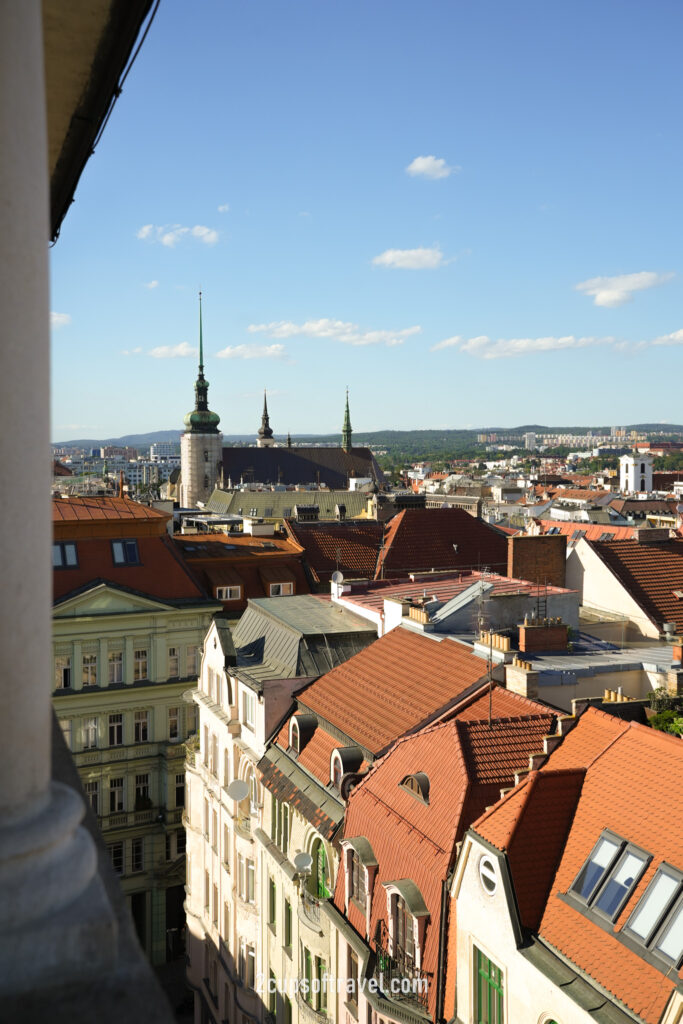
111 539 140 565
593 848 649 919
626 868 680 943
571 834 621 901
654 902 683 965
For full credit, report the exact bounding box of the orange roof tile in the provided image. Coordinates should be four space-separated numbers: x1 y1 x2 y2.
334 702 556 1019
53 533 206 603
52 495 166 521
536 519 637 542
298 628 490 754
284 519 384 583
471 709 683 1023
375 508 508 578
589 537 683 631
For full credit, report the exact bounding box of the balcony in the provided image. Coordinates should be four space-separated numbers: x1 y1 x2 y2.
298 892 323 933
235 811 252 839
296 989 329 1023
373 922 431 1012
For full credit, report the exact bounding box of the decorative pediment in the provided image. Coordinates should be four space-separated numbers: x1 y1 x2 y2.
54 582 175 618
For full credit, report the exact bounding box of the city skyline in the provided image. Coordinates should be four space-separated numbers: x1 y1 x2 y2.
51 0 683 439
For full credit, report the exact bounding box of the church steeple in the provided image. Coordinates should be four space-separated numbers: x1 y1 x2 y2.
183 291 220 434
257 389 275 447
341 387 352 451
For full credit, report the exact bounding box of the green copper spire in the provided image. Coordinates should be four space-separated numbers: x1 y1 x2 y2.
183 291 220 434
341 387 352 451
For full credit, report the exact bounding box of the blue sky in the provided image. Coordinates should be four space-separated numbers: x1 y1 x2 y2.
51 0 683 441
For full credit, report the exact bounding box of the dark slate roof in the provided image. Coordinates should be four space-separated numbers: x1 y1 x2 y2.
257 746 343 840
231 596 376 687
205 488 370 521
221 445 383 489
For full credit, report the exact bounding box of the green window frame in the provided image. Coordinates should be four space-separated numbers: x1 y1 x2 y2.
474 946 504 1024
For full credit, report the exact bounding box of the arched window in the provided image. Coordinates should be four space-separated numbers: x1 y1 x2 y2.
332 754 343 790
309 838 332 899
244 765 259 813
640 477 645 491
400 773 430 804
290 719 300 754
394 895 415 965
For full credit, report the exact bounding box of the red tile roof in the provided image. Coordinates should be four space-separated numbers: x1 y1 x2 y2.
588 537 683 631
375 508 508 578
535 519 637 542
335 699 556 1019
298 628 491 754
471 709 683 1023
53 495 166 522
283 519 384 583
53 533 206 603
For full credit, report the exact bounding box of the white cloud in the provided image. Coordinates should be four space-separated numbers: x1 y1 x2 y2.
575 271 674 307
248 318 421 347
406 155 459 180
372 246 444 270
149 342 198 359
136 223 219 247
216 344 285 360
430 335 462 352
144 280 159 289
433 334 616 360
122 347 143 356
50 312 71 329
191 225 219 244
217 203 230 213
652 329 683 346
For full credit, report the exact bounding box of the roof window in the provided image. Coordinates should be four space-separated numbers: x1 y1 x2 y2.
111 539 140 565
623 865 683 967
53 541 78 568
570 830 650 921
400 773 430 805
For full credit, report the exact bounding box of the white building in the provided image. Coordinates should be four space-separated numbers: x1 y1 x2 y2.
620 452 653 493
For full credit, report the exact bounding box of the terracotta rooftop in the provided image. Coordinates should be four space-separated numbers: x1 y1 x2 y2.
53 533 206 604
535 519 637 542
297 627 491 755
589 536 683 631
472 709 683 1024
335 691 556 1019
283 519 384 583
335 569 573 616
52 495 166 521
375 508 508 578
609 497 679 516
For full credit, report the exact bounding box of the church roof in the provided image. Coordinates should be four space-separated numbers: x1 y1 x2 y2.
206 487 370 520
220 445 381 489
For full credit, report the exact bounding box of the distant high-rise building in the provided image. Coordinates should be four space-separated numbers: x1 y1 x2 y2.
523 431 536 451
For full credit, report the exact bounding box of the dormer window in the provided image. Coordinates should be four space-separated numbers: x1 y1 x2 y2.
400 772 430 805
111 539 139 565
332 753 343 789
290 719 300 754
351 851 366 906
395 896 415 965
330 746 364 790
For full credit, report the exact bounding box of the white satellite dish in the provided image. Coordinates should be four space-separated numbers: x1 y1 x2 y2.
293 851 313 874
331 570 344 584
226 779 249 802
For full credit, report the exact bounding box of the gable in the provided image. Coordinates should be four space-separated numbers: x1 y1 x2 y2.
53 582 176 618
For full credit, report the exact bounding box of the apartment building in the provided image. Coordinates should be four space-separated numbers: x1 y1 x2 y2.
52 495 220 962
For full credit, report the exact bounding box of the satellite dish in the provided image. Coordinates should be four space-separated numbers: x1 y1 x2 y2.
331 570 344 584
226 779 249 802
293 851 313 874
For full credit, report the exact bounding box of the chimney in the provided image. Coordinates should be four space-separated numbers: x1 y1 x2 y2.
519 620 570 653
507 534 567 587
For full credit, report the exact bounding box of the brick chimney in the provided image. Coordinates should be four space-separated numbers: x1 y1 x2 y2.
519 619 570 653
507 534 567 587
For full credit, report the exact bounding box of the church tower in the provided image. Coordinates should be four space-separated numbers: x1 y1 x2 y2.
256 389 275 447
180 293 223 507
341 388 352 452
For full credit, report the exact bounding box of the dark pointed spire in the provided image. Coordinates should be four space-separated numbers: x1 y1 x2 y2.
341 387 352 451
257 388 274 444
287 431 292 448
183 292 220 434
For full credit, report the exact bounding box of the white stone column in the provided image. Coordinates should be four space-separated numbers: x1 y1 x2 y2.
0 0 116 992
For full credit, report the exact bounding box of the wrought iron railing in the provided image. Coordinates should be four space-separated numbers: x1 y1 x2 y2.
373 921 431 1011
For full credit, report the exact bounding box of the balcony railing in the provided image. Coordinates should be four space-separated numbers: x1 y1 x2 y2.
235 812 252 838
296 989 329 1023
298 891 322 929
374 922 431 1012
